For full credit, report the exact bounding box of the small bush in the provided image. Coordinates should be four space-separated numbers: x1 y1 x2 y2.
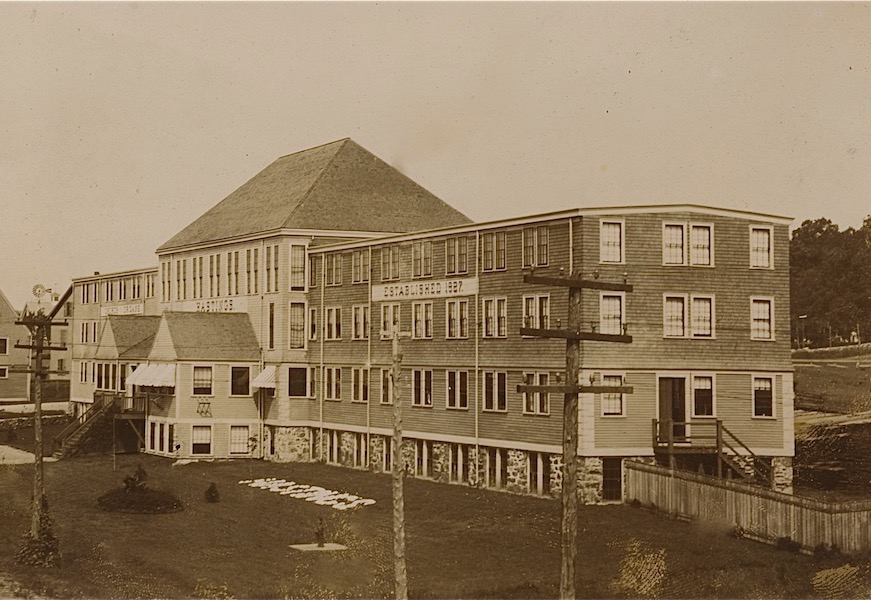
630 498 641 509
15 495 60 567
776 536 802 553
732 526 747 539
205 483 220 503
813 542 842 560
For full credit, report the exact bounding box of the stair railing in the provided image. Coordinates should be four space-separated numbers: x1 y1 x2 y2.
720 423 773 487
52 392 116 453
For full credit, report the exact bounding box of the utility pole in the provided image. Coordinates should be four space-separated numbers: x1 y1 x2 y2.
389 327 411 600
12 284 70 566
518 272 632 600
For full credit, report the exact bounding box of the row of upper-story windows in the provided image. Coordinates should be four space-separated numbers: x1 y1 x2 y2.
311 227 544 286
599 220 775 269
160 244 305 302
78 274 156 305
301 294 776 343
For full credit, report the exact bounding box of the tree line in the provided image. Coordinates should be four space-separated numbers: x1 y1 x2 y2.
791 216 871 348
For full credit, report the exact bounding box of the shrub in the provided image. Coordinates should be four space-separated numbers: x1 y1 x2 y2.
15 495 60 567
776 536 802 553
630 498 641 509
813 542 842 560
205 482 220 503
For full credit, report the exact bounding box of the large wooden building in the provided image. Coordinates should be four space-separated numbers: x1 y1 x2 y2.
67 139 794 501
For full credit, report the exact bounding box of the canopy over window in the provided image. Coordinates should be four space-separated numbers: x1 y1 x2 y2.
251 365 276 389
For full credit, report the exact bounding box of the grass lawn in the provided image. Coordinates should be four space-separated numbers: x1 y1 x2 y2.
793 364 871 413
0 454 863 599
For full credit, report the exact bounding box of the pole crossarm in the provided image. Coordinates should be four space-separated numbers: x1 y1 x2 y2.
14 344 67 352
517 384 634 395
523 274 633 292
520 327 632 343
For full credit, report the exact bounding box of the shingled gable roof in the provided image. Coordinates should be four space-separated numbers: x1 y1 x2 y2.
95 316 161 361
157 139 472 252
150 312 260 362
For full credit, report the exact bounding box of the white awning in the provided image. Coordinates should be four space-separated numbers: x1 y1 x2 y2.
251 365 276 389
127 363 176 388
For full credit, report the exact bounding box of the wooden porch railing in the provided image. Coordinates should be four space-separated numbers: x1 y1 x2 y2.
652 419 773 488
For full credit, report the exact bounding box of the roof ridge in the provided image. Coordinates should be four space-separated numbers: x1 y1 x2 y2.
274 138 350 162
282 138 351 227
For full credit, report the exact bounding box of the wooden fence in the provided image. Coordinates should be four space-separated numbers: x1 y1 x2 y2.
624 460 871 554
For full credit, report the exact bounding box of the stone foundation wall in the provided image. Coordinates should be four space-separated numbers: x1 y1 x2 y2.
339 431 355 468
370 435 387 472
432 442 450 483
772 456 794 494
578 457 604 504
505 449 528 493
549 454 564 495
400 439 416 474
0 414 70 433
271 426 311 463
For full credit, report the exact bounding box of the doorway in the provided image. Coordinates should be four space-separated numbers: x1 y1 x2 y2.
658 377 687 441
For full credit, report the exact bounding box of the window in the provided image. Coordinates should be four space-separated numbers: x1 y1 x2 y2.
412 302 433 339
266 246 274 292
522 225 549 267
414 439 434 477
446 370 468 409
230 251 239 295
325 253 342 286
663 223 686 265
753 377 774 417
309 308 317 341
288 367 308 397
230 426 249 454
600 294 624 335
481 230 507 271
289 302 305 349
750 226 773 269
192 426 212 455
352 249 370 283
523 295 549 330
693 376 714 417
381 245 401 281
413 370 433 407
691 296 714 338
326 367 342 400
381 368 394 404
308 255 318 288
290 245 306 290
482 298 507 338
600 220 624 263
528 452 551 495
382 435 393 472
0 338 7 354
690 225 713 266
325 429 341 464
381 303 400 338
412 241 433 278
230 367 250 396
308 367 318 398
751 298 774 340
483 371 507 411
80 362 87 383
0 367 7 379
245 249 252 294
193 366 213 396
446 300 468 339
268 303 275 350
271 244 279 291
449 444 470 483
352 368 369 403
523 373 549 415
486 447 509 488
353 432 368 468
326 307 342 340
352 305 370 340
663 295 687 338
601 375 625 416
215 253 222 296
446 236 468 275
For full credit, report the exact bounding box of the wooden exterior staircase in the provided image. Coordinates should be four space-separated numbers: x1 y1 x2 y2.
652 419 773 488
52 392 120 458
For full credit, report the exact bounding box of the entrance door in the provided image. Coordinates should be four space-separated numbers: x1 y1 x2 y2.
658 377 687 441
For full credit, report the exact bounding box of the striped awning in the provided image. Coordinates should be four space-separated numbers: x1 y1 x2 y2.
251 365 276 389
127 363 176 388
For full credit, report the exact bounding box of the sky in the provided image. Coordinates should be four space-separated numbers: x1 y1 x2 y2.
1 1 870 309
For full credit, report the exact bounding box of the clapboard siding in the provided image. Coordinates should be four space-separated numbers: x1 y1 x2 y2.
578 213 790 372
175 362 260 421
594 371 657 449
716 372 784 448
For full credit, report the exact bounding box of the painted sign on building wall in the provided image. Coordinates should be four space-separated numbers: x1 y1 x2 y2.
372 277 479 302
179 297 249 313
101 303 144 316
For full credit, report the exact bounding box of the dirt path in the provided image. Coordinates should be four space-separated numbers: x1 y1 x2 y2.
0 445 57 466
